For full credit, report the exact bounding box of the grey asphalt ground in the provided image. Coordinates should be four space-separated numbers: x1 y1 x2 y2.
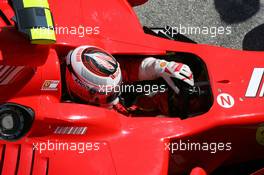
134 0 264 50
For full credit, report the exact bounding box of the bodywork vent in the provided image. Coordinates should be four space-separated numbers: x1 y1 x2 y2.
0 144 49 175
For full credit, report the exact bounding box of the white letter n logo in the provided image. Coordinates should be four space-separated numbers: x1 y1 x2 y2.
245 68 264 97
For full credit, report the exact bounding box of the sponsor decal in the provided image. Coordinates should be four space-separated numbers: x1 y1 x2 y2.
41 80 60 91
245 68 264 97
0 65 24 85
54 126 87 135
217 93 235 108
256 125 264 146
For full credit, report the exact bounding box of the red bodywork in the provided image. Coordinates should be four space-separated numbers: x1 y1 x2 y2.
0 0 264 175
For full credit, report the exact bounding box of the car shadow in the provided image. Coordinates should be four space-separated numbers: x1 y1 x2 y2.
242 24 264 51
214 0 260 24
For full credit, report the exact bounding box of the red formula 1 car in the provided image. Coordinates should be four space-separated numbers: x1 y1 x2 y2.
0 0 264 175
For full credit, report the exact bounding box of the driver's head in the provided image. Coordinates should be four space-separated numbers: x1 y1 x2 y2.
65 46 122 107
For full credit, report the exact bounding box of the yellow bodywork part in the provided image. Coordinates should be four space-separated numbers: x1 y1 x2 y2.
23 0 49 8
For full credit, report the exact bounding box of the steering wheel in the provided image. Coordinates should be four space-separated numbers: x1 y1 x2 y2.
168 79 210 119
